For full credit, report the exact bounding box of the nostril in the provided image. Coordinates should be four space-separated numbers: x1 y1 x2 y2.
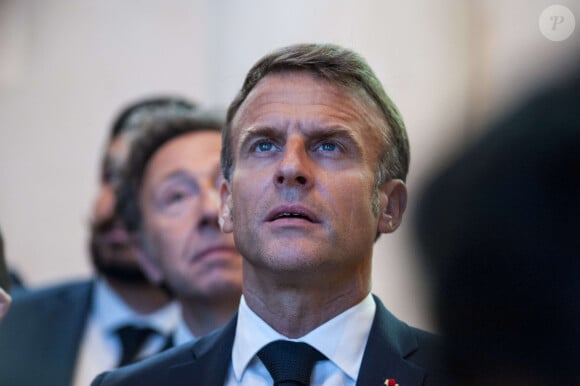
296 176 307 185
276 175 285 184
199 215 220 230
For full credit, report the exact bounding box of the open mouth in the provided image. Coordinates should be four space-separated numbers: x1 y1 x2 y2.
267 206 319 223
273 212 312 221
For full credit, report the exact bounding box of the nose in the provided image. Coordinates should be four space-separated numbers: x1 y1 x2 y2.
274 138 313 189
197 183 221 233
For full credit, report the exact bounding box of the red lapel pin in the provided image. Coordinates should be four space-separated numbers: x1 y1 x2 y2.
384 379 399 386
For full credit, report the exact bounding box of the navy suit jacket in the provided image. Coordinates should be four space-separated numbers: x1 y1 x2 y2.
92 296 445 386
0 280 92 386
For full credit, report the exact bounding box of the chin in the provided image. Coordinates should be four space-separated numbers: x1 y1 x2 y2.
268 244 328 265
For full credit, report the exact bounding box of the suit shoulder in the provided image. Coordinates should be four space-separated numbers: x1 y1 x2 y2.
407 327 447 385
0 279 93 385
5 279 92 319
371 295 447 384
11 279 92 304
408 325 442 360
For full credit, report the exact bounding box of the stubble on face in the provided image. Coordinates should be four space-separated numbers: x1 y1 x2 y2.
90 218 148 283
90 133 148 284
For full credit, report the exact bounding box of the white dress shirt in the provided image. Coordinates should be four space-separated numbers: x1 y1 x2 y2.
72 278 179 386
225 293 376 386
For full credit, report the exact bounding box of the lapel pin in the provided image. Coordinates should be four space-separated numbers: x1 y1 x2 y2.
384 379 399 386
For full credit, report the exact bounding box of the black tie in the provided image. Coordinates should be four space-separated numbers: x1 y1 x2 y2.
115 325 156 366
258 340 327 386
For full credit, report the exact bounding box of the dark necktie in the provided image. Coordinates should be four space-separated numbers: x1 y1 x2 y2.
258 340 327 386
115 325 156 367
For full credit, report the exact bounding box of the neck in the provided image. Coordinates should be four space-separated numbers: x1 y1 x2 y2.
180 294 240 337
105 277 171 314
243 264 371 338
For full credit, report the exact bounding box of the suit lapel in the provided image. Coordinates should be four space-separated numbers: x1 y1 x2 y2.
356 296 426 386
164 314 237 385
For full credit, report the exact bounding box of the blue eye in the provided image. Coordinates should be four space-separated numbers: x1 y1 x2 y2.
318 142 339 152
255 141 276 152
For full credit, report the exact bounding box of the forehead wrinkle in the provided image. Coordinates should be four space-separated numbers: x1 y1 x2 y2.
238 125 277 142
232 72 386 163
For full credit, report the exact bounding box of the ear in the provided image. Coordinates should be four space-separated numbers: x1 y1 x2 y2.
133 234 164 285
377 179 407 234
219 178 234 233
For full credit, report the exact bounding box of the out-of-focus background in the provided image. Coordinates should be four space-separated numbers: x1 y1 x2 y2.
1 0 578 331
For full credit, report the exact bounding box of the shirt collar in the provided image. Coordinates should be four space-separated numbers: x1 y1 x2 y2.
232 293 376 382
92 277 180 336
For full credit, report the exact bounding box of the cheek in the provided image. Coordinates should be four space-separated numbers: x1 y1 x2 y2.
329 174 376 227
143 217 179 259
148 228 191 279
232 170 269 218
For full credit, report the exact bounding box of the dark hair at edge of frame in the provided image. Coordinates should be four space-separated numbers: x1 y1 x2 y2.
109 95 198 140
117 110 225 233
221 43 410 185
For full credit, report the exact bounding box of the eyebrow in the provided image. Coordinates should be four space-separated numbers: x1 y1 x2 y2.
238 125 277 145
306 126 359 143
237 125 360 150
156 164 222 185
156 170 195 185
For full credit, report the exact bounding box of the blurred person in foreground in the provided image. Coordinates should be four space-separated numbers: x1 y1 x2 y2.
415 66 580 385
0 97 197 386
117 110 242 346
92 43 444 386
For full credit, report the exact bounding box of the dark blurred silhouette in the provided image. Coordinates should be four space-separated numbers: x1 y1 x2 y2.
415 66 580 385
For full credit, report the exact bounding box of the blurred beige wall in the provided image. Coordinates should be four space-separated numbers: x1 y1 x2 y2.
1 0 578 331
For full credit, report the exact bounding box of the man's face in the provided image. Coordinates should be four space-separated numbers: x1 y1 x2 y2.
90 132 147 282
221 72 403 281
139 131 242 300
